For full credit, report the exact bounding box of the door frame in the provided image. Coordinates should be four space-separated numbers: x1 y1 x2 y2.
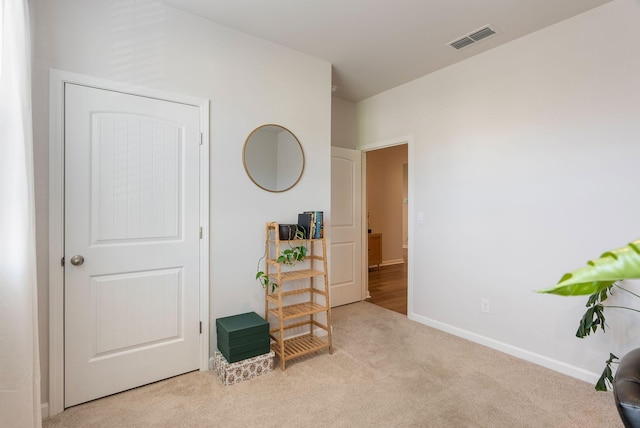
358 135 414 314
48 69 210 416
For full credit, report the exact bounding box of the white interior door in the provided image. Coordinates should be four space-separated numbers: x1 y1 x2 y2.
64 83 201 407
330 147 363 307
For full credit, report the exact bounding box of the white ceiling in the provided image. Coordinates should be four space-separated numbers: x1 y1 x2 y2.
160 0 612 102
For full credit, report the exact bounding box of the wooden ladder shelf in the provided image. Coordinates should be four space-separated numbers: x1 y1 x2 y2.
263 222 333 370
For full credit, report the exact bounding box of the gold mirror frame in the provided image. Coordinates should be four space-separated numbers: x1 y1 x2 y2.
242 124 305 192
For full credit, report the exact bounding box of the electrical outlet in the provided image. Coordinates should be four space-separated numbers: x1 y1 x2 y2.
481 298 490 313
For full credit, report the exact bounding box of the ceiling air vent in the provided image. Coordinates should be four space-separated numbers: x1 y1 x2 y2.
449 25 499 50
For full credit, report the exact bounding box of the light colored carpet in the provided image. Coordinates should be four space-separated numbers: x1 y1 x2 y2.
43 302 621 427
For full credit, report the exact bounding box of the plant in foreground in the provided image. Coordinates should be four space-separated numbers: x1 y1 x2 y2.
537 239 640 390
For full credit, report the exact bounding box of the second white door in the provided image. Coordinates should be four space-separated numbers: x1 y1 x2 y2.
329 147 363 307
64 83 202 407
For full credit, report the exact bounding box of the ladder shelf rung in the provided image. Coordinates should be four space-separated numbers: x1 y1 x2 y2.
267 269 325 282
266 288 327 299
271 334 331 361
268 302 328 320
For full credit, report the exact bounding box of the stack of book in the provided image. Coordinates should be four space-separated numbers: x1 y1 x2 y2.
297 211 323 239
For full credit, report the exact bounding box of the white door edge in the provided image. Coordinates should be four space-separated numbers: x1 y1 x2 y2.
361 151 369 299
48 69 210 416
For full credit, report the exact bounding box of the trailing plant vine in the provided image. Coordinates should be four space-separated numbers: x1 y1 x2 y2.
256 225 308 293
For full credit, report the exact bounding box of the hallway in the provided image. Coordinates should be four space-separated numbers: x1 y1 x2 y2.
367 260 407 315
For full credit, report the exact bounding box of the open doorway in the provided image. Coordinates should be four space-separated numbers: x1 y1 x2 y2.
365 144 408 315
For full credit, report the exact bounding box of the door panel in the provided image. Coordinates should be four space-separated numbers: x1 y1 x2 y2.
64 83 200 407
330 147 363 307
91 113 182 243
92 268 182 357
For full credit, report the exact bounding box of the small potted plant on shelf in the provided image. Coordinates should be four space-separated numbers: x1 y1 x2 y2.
256 225 308 292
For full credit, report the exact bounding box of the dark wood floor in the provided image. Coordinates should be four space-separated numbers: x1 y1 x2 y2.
367 261 407 315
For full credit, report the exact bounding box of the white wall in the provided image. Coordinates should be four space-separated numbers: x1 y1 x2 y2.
358 0 640 383
331 97 357 149
31 0 331 405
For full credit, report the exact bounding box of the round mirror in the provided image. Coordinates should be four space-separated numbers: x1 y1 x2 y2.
243 124 305 192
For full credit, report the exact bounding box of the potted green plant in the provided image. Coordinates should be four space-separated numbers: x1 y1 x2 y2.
256 225 308 292
538 239 640 390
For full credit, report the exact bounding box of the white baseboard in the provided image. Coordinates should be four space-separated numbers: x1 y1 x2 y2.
408 312 599 385
41 402 49 419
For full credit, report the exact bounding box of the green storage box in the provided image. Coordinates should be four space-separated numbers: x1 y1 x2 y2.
216 312 270 363
218 338 270 363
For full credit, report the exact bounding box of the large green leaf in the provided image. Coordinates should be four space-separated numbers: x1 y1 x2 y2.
538 240 640 296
